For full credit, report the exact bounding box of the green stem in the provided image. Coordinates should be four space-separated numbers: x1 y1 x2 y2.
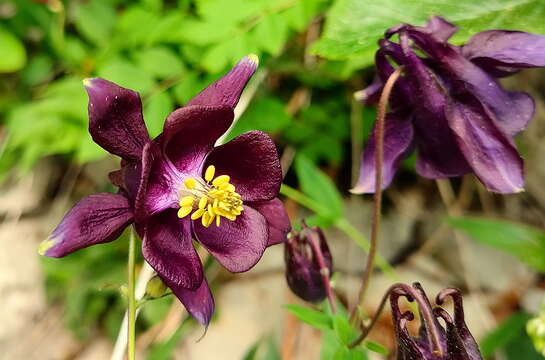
127 228 137 360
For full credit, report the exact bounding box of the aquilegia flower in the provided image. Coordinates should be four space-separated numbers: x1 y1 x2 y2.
353 16 545 194
388 283 482 360
39 55 291 326
284 224 333 302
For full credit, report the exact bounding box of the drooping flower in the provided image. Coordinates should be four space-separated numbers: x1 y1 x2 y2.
353 16 545 194
387 283 482 360
39 55 291 326
284 224 333 303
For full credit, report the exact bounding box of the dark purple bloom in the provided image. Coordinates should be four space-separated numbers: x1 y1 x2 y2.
40 55 291 326
284 224 333 303
353 17 545 194
388 283 482 360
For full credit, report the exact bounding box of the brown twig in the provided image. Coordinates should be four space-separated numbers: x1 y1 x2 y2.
350 67 404 321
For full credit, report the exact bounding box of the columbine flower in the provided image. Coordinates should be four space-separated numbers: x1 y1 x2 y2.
39 55 291 326
284 224 333 303
353 16 545 194
388 283 482 360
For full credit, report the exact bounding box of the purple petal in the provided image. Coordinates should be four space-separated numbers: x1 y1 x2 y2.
249 198 291 246
187 55 258 108
193 205 268 273
84 78 149 160
161 275 215 327
142 211 203 290
463 30 545 69
162 105 234 173
40 193 133 257
351 111 414 194
203 131 282 202
424 16 458 41
445 98 524 193
134 141 162 221
356 75 383 105
396 31 473 179
404 27 535 137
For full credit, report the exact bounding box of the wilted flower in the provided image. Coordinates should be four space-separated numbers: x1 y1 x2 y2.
284 224 333 303
387 283 482 360
40 55 291 326
353 16 545 194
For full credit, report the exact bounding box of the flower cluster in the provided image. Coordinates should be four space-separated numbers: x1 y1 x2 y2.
40 56 291 326
353 16 545 194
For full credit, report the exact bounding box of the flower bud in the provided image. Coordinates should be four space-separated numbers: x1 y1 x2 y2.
145 275 168 299
284 225 333 302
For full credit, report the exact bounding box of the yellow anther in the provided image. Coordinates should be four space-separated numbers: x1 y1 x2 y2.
219 183 235 192
207 204 215 217
191 208 205 220
177 206 193 218
179 196 195 207
212 175 230 187
205 165 215 182
184 178 196 190
198 197 208 209
216 215 221 227
202 212 211 227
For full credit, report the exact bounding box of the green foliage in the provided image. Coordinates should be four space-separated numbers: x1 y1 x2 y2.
312 0 545 66
0 24 27 72
446 217 545 272
480 312 532 358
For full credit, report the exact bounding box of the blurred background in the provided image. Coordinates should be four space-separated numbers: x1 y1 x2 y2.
1 0 545 359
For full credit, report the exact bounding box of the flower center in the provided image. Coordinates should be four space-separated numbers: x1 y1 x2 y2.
177 165 243 227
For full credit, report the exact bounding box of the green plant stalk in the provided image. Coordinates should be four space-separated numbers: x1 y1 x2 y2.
127 228 137 360
279 184 397 280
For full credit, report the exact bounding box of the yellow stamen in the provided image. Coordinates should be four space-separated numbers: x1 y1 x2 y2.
179 195 195 207
191 208 206 220
202 212 211 227
216 215 221 227
207 204 215 217
212 175 230 187
205 165 215 182
184 178 196 190
178 206 192 218
198 197 208 209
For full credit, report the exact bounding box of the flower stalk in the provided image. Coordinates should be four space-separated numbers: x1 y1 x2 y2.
351 66 404 321
127 227 137 360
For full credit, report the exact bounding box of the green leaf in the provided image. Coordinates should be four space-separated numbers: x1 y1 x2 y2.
226 96 292 141
362 340 388 355
333 314 357 346
480 312 531 358
74 0 116 46
133 46 185 79
446 217 545 272
253 13 289 55
312 0 545 63
0 24 27 72
97 57 156 94
144 91 174 138
284 304 332 330
294 154 344 223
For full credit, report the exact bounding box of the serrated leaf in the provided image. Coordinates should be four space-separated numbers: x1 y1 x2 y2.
284 304 332 330
0 24 26 72
294 154 344 222
312 0 545 64
446 217 545 272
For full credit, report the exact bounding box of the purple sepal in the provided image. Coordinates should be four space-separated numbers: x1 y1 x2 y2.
249 198 291 246
84 78 149 160
41 193 133 257
142 211 203 290
188 55 258 109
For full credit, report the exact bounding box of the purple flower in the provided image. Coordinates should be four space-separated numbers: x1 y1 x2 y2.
388 283 482 360
353 16 545 194
284 225 333 303
39 56 291 326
